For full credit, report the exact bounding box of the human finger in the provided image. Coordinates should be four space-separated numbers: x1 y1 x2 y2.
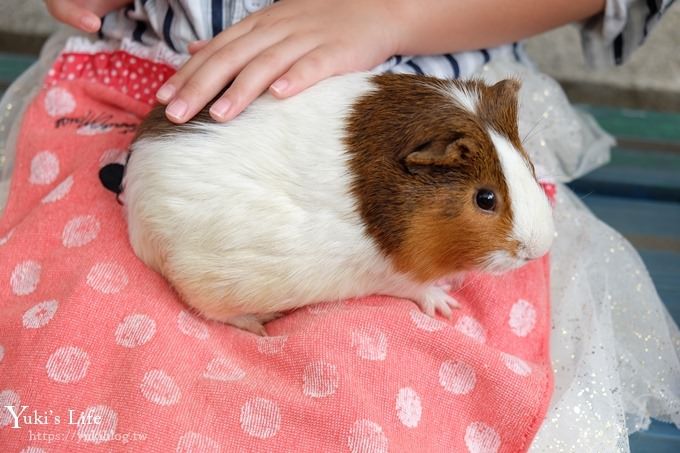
163 30 286 123
156 20 256 105
44 0 100 32
209 37 317 121
269 45 349 99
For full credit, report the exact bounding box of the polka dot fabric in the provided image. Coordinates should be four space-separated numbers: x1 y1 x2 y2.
45 52 175 105
0 47 553 452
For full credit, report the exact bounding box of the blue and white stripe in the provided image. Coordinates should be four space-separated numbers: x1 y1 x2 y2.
100 0 676 77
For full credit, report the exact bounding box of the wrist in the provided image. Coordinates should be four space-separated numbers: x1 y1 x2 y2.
368 0 412 57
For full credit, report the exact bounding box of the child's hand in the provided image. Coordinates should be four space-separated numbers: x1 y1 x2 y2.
156 0 402 124
44 0 132 33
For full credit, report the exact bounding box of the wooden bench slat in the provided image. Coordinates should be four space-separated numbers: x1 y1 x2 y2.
578 105 680 145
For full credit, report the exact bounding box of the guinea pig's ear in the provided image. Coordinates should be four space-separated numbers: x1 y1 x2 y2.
491 79 522 95
491 78 521 97
404 138 472 175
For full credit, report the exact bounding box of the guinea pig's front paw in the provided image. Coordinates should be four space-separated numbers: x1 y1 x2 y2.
412 285 461 319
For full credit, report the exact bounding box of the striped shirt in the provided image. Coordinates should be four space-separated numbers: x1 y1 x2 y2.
100 0 676 79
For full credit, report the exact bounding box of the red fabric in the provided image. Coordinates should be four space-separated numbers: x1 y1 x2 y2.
0 50 553 452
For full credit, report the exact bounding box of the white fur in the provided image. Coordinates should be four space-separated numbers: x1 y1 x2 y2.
449 86 479 114
489 131 555 266
434 82 478 114
124 73 451 330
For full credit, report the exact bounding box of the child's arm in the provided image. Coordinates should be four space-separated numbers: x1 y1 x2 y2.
157 0 606 124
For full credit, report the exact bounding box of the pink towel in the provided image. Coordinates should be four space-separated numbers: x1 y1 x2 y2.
0 48 553 452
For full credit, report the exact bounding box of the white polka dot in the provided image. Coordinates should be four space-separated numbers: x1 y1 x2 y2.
351 328 387 361
23 300 58 329
42 175 73 203
303 360 339 398
44 87 76 116
115 314 156 348
439 360 476 395
0 389 20 427
29 151 59 185
509 299 537 337
396 387 421 428
115 61 122 68
464 422 501 453
0 228 13 245
501 353 532 376
140 369 181 406
10 260 41 296
77 405 118 444
66 74 75 81
0 344 4 362
86 262 128 294
239 397 281 439
256 335 287 355
410 309 447 332
455 315 486 343
177 431 220 453
203 356 245 381
62 215 100 248
348 419 388 453
46 346 90 383
177 311 209 340
66 55 75 63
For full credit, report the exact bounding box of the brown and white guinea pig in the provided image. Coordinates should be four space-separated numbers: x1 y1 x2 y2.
122 72 554 334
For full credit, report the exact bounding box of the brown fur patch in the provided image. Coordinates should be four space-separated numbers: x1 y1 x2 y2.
345 74 529 282
133 101 216 143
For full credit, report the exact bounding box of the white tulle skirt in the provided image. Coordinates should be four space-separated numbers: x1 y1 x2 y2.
1 29 678 453
480 60 680 452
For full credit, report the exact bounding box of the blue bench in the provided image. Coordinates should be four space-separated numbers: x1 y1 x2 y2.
1 52 679 451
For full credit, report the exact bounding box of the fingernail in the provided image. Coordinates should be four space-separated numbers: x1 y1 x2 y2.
210 99 232 120
270 79 289 95
156 84 176 102
80 16 100 31
166 99 188 121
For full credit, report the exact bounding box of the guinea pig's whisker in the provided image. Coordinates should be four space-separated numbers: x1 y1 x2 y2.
521 118 548 145
578 191 594 201
451 277 476 295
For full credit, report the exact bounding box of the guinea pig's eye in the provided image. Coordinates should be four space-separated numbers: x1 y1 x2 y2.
475 189 496 212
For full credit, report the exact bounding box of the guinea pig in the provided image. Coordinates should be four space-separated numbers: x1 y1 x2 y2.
122 72 555 334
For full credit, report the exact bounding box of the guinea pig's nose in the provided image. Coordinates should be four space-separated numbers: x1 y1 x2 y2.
520 228 555 260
